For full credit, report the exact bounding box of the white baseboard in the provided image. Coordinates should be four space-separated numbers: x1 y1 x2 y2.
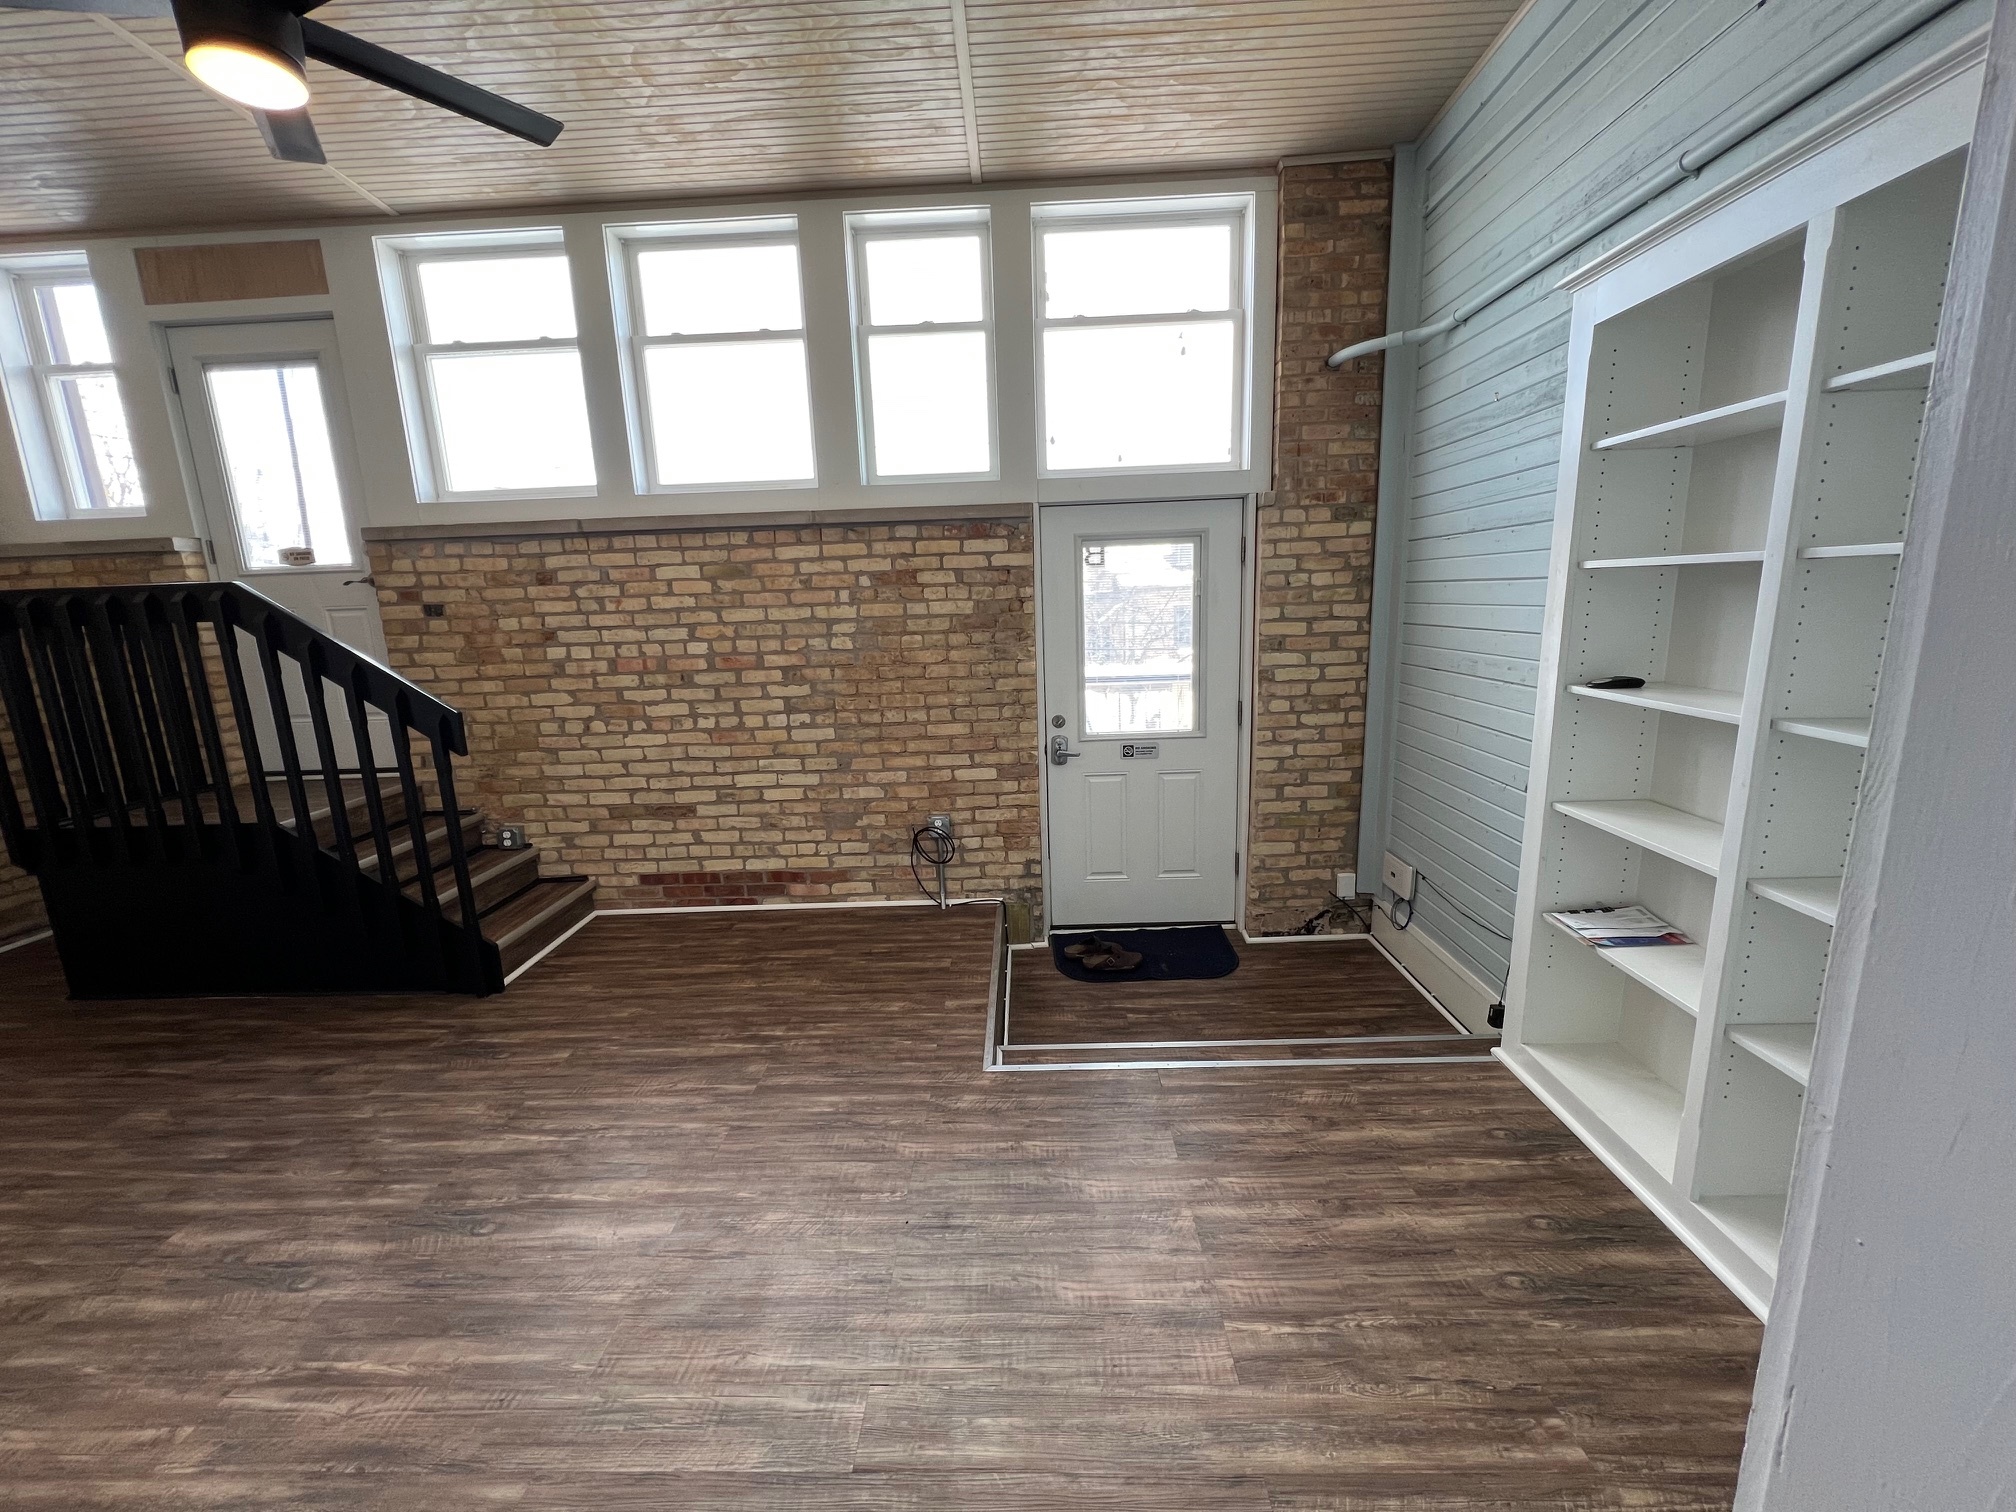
1371 903 1501 1034
1238 928 1373 946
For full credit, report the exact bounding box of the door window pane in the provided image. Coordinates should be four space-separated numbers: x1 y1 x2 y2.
1043 224 1232 318
862 235 985 326
426 349 596 494
1044 320 1235 471
51 371 143 511
643 339 814 486
865 331 990 477
416 254 577 344
204 362 352 569
636 243 803 336
1081 538 1198 735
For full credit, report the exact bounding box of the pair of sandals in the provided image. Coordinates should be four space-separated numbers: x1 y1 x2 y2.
1063 934 1144 972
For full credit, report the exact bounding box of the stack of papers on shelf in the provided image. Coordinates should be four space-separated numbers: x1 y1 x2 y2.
1547 905 1691 948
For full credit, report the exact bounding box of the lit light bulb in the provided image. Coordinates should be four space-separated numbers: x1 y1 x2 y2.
185 40 309 111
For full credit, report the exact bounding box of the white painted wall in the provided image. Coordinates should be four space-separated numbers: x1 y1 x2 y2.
1736 2 2016 1502
0 173 1276 548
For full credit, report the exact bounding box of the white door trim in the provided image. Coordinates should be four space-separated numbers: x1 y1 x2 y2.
1032 493 1257 934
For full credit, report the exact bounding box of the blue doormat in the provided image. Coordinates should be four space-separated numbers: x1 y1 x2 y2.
1050 926 1240 982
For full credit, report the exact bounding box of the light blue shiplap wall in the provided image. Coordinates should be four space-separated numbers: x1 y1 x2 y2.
1368 0 1991 989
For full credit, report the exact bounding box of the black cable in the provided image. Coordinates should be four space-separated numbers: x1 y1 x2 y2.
1294 891 1373 936
909 824 957 905
1415 871 1513 942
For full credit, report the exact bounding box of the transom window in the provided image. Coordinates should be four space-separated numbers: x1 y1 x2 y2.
1034 197 1251 475
0 259 145 518
389 231 597 500
848 209 996 482
613 217 815 491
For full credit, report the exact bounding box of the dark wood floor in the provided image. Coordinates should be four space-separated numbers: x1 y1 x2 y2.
0 909 1761 1509
1007 930 1459 1047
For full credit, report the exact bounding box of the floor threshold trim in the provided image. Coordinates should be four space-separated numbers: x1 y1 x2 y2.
1007 1032 1498 1051
993 1053 1503 1072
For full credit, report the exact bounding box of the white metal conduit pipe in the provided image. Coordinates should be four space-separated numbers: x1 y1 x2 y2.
1326 0 1977 369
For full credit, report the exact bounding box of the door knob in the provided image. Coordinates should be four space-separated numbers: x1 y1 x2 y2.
1050 734 1082 765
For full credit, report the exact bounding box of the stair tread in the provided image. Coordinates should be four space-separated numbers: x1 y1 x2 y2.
482 876 594 944
406 844 540 923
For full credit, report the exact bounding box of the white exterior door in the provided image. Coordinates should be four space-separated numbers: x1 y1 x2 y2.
1040 498 1246 927
167 319 388 764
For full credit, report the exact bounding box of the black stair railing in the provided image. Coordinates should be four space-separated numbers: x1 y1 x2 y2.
0 580 502 998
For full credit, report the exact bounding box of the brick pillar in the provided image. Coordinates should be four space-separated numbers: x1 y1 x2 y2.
1246 157 1393 934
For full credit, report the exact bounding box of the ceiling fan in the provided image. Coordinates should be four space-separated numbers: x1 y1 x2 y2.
1 0 563 165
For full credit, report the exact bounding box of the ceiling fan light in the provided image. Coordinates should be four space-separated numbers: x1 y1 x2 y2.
185 41 309 110
176 0 310 111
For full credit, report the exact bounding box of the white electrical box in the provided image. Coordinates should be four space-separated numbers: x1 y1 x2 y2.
1335 870 1357 899
1381 852 1416 901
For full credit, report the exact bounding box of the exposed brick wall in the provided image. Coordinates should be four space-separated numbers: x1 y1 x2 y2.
367 518 1043 920
0 546 211 942
1246 157 1394 934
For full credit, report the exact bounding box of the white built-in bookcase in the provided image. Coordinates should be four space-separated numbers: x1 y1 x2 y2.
1501 62 1979 1320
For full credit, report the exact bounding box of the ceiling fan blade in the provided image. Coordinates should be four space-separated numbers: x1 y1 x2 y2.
0 0 173 15
254 105 324 163
299 18 562 148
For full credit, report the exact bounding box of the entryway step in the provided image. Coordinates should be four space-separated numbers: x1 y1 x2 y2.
483 876 596 976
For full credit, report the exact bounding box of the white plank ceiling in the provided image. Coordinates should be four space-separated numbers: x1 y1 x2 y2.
0 0 1520 236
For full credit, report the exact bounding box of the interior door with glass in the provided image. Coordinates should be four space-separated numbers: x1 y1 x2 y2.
1039 498 1246 927
167 318 388 763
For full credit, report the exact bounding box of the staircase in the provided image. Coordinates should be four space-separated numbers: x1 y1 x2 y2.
0 580 592 999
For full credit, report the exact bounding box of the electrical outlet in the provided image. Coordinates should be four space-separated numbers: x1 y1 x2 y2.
1335 870 1357 898
1382 851 1416 901
927 814 953 838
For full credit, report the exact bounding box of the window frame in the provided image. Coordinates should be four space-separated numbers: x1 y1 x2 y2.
382 228 599 504
846 208 999 485
0 257 147 520
608 215 818 495
1031 196 1254 480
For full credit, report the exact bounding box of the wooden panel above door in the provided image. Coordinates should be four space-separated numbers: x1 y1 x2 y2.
134 240 328 305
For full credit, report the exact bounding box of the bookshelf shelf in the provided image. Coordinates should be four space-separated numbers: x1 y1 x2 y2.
1798 541 1903 559
1591 391 1788 451
1554 799 1724 874
1772 715 1870 748
1730 1023 1816 1085
1580 549 1765 570
1751 876 1842 927
1571 682 1743 724
1824 350 1934 391
1526 1042 1686 1175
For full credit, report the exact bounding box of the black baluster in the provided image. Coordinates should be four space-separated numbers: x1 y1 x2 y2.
250 609 315 847
129 595 208 833
203 594 280 832
298 639 357 867
388 704 440 918
341 670 399 889
77 595 170 855
168 593 241 833
429 724 484 983
0 611 62 869
45 598 131 857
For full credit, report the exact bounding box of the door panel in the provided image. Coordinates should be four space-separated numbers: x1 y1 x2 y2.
1157 770 1200 876
168 319 389 767
1040 498 1245 927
